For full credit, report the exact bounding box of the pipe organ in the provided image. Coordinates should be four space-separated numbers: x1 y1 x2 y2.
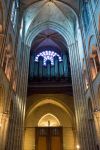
29 51 70 81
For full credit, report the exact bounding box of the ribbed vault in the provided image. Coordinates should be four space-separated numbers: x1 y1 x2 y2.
23 0 78 47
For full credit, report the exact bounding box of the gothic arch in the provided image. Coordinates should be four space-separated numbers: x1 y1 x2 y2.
26 97 75 127
24 0 78 46
24 97 76 150
25 21 74 47
38 113 60 127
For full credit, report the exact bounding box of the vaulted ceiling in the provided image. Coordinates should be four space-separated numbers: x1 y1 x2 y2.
22 0 79 13
24 1 76 95
22 1 79 43
30 29 68 53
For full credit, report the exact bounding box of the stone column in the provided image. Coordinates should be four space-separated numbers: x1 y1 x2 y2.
68 41 97 150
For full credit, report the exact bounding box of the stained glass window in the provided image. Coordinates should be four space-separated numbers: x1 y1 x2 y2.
82 1 91 32
35 51 62 66
11 0 19 29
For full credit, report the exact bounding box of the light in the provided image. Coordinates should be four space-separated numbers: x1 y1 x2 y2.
0 123 2 127
94 106 100 112
93 106 100 118
76 145 80 149
35 50 62 66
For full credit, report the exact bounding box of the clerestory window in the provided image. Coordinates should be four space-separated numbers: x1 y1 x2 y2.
11 0 19 29
82 1 91 32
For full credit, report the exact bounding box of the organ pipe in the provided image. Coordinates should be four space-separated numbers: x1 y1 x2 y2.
39 57 43 78
54 57 59 79
29 55 34 78
47 61 51 80
34 62 39 78
63 54 68 77
59 61 64 78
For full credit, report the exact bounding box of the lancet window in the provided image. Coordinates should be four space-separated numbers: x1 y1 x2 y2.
82 1 91 32
11 0 19 29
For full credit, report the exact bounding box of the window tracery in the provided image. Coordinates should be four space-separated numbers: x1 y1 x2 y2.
35 51 62 66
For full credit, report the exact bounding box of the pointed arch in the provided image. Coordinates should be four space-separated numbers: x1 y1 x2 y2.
38 113 60 127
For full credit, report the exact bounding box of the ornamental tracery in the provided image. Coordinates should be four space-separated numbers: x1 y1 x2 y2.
35 50 62 66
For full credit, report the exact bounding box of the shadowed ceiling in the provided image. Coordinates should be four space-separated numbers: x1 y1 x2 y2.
30 29 68 53
22 0 79 43
22 0 79 13
24 0 78 96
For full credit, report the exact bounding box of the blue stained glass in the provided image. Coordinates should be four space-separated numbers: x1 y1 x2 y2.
35 51 62 66
11 0 19 29
82 1 91 32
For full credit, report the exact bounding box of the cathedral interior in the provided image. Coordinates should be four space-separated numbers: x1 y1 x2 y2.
0 0 100 150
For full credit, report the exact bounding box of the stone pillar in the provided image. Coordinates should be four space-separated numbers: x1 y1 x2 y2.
68 41 97 150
